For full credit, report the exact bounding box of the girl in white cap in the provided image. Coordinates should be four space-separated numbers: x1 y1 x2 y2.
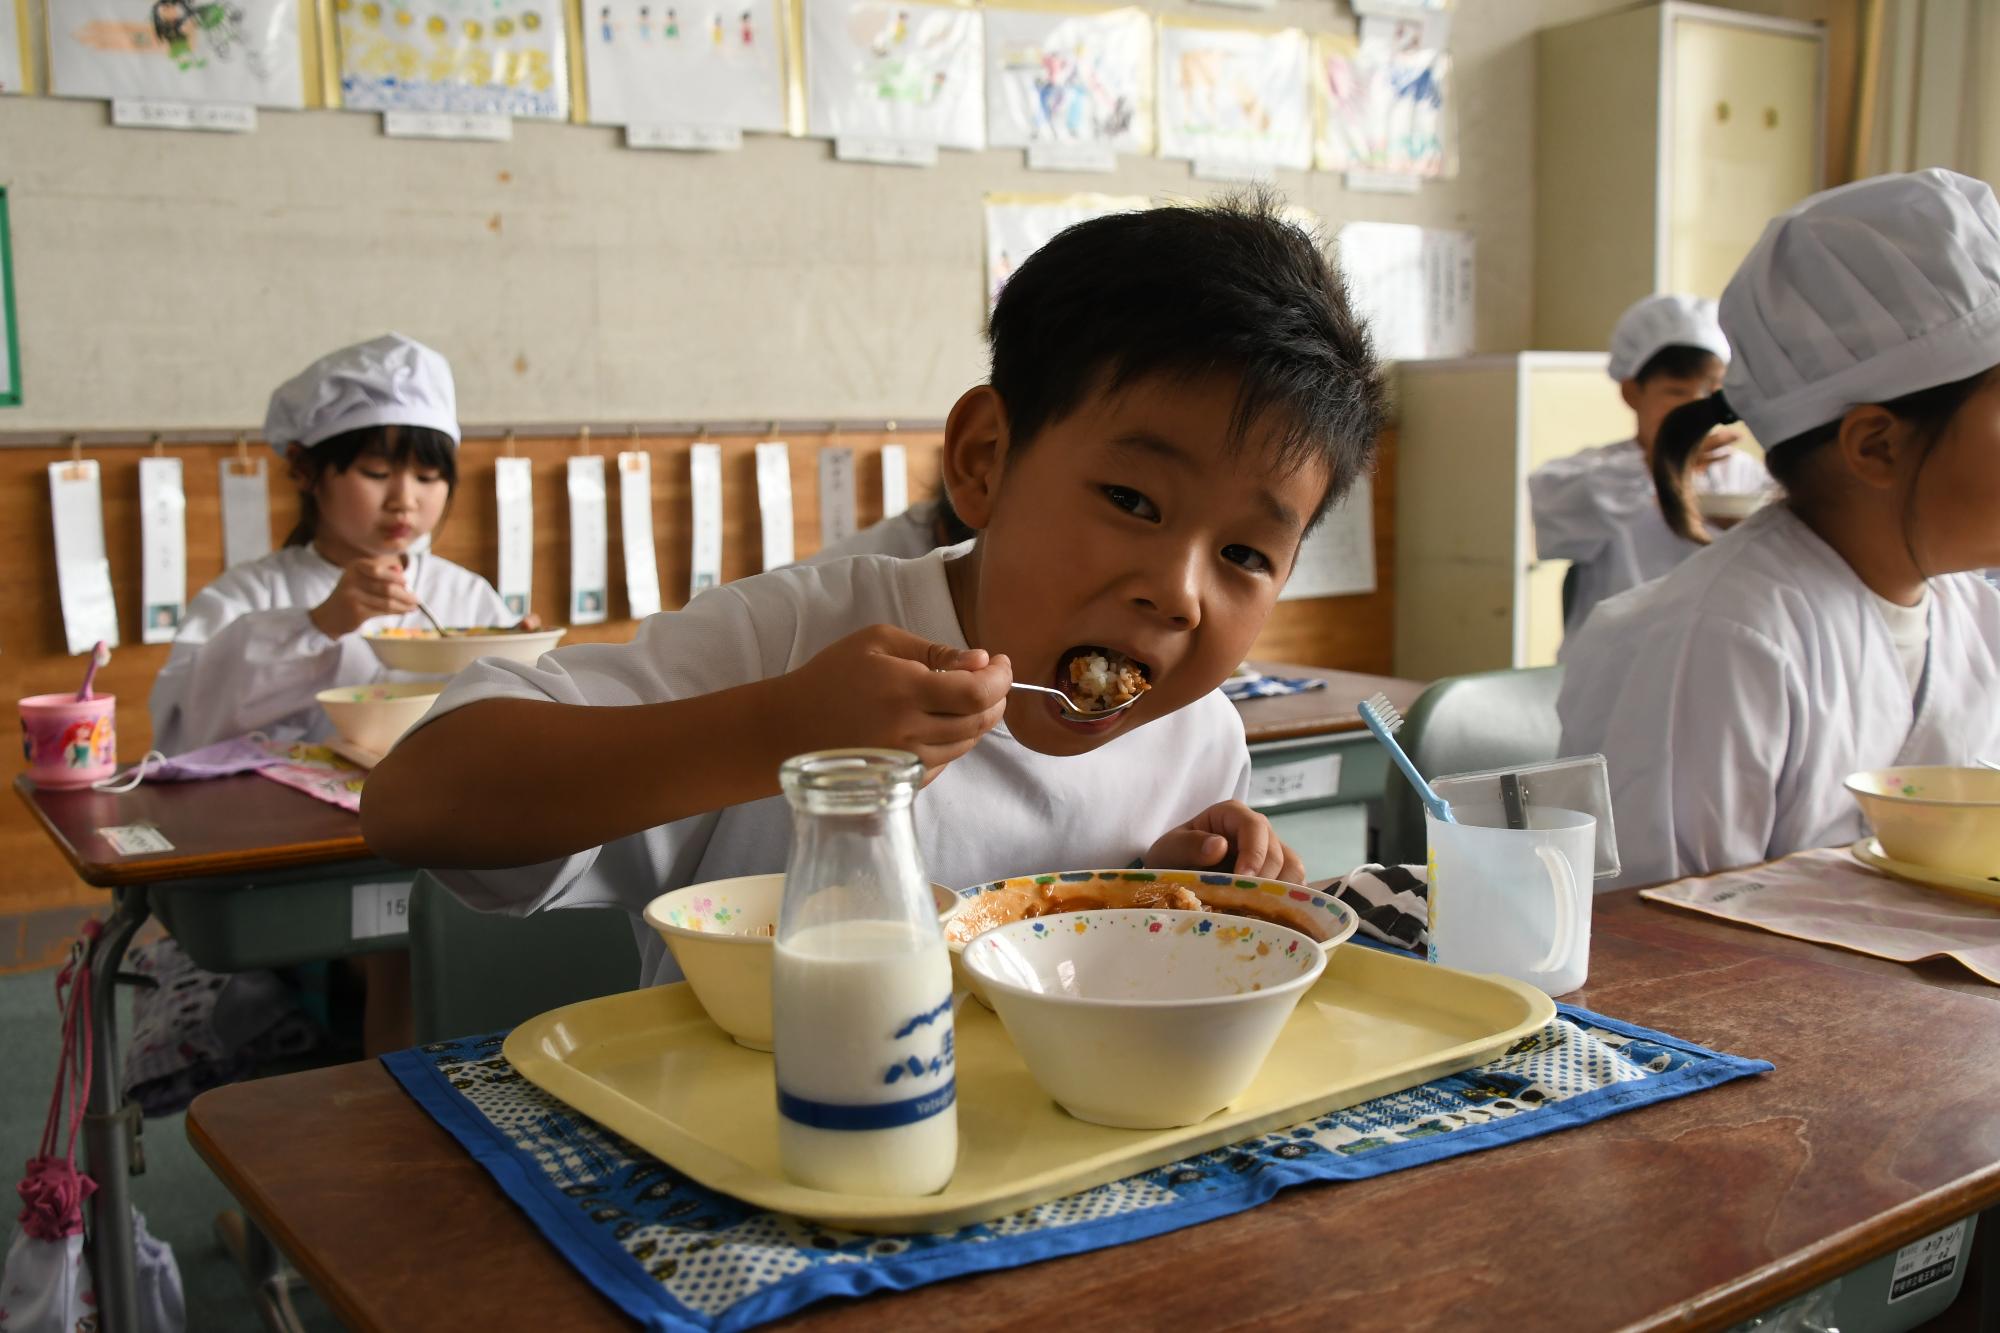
1529 293 1768 646
1560 169 2000 887
151 334 515 754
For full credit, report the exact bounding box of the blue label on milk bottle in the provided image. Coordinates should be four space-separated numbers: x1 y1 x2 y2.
776 994 957 1131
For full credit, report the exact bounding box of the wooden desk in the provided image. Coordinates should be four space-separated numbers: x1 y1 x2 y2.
1234 662 1425 746
13 773 369 888
187 892 2000 1332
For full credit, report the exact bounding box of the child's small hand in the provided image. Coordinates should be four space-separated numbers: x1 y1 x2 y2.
310 555 419 639
784 625 1012 778
1694 426 1745 471
1144 801 1306 883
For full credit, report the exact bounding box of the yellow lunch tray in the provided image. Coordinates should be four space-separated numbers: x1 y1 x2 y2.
1853 837 2000 906
504 944 1554 1234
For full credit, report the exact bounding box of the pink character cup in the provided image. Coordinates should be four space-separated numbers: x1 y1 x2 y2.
20 693 118 789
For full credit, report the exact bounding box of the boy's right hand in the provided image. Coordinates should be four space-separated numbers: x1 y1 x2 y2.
310 555 420 639
1694 426 1745 471
783 625 1011 778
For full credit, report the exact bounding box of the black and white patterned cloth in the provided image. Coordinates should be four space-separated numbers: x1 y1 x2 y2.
1332 864 1430 953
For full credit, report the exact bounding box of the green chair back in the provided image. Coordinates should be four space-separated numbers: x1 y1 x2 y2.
1377 666 1567 868
410 872 641 1044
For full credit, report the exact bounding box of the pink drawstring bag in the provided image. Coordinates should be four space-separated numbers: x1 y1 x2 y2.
1 923 183 1333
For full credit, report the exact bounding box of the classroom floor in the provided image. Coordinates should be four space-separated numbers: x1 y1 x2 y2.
0 963 344 1332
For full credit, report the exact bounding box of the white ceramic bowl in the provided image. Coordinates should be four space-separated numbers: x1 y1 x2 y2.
643 875 961 1051
313 681 440 755
1696 491 1768 523
942 869 1357 1008
362 627 567 675
963 908 1327 1129
1846 767 2000 880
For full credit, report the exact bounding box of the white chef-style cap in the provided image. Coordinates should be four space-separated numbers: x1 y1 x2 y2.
263 334 460 456
1717 167 2000 450
1606 294 1731 382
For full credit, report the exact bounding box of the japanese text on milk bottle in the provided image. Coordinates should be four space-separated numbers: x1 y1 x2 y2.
772 749 957 1196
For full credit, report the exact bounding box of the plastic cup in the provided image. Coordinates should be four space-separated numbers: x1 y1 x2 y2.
20 693 117 789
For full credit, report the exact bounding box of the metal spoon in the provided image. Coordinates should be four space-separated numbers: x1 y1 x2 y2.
1010 681 1142 721
1979 758 2000 772
414 597 457 638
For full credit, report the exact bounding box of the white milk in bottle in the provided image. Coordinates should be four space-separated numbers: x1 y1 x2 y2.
771 750 958 1196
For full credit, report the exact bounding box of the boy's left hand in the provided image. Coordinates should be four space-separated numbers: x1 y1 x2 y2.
1144 801 1305 883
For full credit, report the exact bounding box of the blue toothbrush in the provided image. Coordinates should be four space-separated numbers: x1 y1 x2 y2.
1358 693 1454 824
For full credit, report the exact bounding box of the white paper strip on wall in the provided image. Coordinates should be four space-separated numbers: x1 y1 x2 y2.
219 456 272 570
689 443 724 597
1279 473 1376 600
138 456 187 644
880 444 910 518
755 441 795 571
568 455 610 625
49 460 120 654
817 447 857 550
1335 222 1475 360
495 455 534 620
618 451 663 621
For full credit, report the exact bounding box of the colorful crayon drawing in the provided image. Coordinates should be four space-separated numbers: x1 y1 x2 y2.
983 193 1149 309
584 0 784 129
47 0 304 104
805 0 983 149
0 0 26 92
1315 30 1453 177
335 0 568 118
1155 22 1309 171
983 5 1149 155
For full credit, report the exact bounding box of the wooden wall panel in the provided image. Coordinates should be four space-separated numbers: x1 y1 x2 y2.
0 426 1395 930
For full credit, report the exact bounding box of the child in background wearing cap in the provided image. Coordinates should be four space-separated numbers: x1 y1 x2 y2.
1561 169 2000 888
1529 294 1768 648
150 334 517 756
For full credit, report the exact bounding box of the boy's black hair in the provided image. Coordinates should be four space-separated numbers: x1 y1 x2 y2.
986 192 1386 526
1634 344 1725 387
284 424 459 547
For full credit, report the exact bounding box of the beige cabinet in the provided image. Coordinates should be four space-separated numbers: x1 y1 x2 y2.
1534 2 1825 350
1393 354 1635 681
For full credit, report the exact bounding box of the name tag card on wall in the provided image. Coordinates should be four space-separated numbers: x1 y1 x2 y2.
755 441 794 570
818 446 856 550
219 456 272 569
138 456 187 643
618 451 662 620
881 443 909 518
49 460 120 654
689 443 723 597
568 455 609 625
495 455 534 620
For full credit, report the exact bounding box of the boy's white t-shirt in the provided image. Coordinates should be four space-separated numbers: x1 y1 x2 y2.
1867 586 1932 693
418 546 1253 987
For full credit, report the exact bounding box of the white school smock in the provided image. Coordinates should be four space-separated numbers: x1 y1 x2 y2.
417 546 1253 988
1530 440 1770 644
1557 504 2000 888
808 501 941 564
150 545 512 755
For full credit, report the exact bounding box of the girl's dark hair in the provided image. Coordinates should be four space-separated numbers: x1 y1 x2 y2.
284 424 459 547
1651 371 1992 546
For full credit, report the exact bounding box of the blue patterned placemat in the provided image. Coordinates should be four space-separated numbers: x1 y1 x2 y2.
383 1005 1768 1332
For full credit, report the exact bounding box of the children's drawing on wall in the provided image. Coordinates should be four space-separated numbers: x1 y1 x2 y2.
806 0 983 149
1155 21 1309 171
983 6 1150 155
983 193 1148 309
1315 28 1453 177
47 0 304 104
2 0 31 91
335 0 569 118
585 0 785 129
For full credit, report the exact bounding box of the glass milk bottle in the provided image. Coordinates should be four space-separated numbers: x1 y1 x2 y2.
772 749 958 1196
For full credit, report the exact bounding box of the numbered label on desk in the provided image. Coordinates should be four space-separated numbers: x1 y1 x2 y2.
352 880 416 940
98 824 174 856
1888 1219 1967 1303
1248 753 1343 808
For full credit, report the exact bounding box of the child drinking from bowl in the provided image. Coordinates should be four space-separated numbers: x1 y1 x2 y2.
1560 170 2000 887
364 194 1388 988
150 334 517 755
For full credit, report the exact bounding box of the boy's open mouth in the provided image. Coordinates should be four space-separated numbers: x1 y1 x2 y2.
1054 645 1152 720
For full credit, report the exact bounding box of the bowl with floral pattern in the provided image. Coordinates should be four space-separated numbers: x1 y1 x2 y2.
941 869 1357 1008
962 908 1328 1129
1845 767 2000 880
643 875 959 1051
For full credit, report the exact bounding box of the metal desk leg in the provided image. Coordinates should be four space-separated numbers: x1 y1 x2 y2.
83 884 149 1333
